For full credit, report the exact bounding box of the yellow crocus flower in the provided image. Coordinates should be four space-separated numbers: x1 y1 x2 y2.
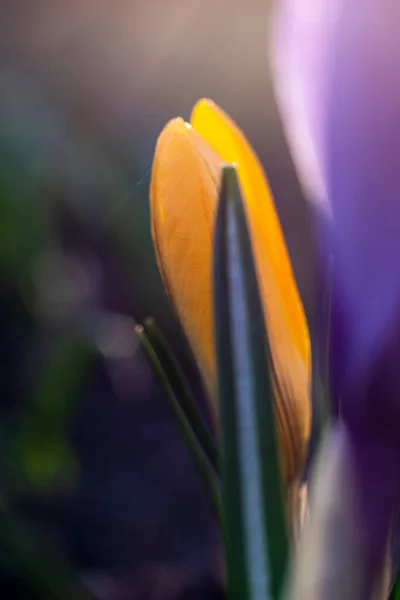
150 98 310 483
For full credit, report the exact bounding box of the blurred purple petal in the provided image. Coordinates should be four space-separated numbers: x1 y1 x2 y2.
329 0 400 557
271 0 345 218
327 1 400 396
272 0 400 585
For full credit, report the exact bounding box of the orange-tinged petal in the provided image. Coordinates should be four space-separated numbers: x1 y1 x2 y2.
150 104 311 482
150 117 223 392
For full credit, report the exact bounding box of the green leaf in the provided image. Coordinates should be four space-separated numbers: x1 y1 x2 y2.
143 317 220 476
307 258 333 479
389 572 400 600
213 165 288 600
135 325 223 526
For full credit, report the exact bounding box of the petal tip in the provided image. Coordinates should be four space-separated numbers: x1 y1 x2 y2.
190 98 219 124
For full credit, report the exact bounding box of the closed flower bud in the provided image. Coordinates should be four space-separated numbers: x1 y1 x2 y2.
150 99 310 483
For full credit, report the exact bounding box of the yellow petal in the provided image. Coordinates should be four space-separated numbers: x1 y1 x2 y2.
150 103 311 482
191 99 309 369
191 100 311 479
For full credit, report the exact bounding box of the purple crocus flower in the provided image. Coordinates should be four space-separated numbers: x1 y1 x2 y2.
271 0 400 587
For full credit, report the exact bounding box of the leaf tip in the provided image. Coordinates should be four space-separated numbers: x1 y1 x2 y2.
220 163 241 205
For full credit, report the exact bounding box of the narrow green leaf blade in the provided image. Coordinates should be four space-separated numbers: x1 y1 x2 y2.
389 572 400 600
213 165 288 600
143 317 220 475
135 325 223 526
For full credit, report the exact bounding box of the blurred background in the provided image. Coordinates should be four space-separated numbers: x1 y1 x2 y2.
0 1 314 598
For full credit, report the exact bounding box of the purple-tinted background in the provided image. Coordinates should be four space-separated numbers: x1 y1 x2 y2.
0 1 314 598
